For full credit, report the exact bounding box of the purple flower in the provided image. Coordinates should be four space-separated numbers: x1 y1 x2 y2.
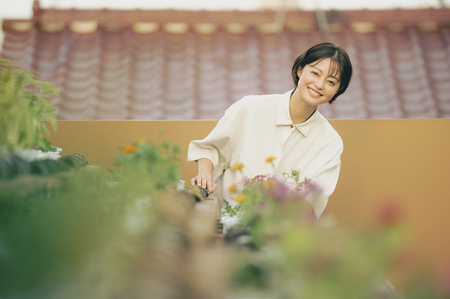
269 179 290 200
296 180 321 198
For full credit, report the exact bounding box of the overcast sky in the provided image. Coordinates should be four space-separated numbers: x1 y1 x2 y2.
0 0 447 50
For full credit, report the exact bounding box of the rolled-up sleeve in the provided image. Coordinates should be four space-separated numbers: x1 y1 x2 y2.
187 104 238 180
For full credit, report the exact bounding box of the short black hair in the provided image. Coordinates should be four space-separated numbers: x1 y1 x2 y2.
291 42 353 104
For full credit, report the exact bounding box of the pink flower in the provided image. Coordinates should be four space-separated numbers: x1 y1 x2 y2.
255 173 274 181
377 200 403 225
437 262 450 295
239 176 250 186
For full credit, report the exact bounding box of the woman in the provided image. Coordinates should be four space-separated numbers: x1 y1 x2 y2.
187 42 353 218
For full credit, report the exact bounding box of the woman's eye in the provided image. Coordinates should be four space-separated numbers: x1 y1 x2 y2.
328 81 335 86
311 71 319 76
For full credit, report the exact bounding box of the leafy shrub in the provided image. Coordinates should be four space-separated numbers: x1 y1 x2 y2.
0 59 58 152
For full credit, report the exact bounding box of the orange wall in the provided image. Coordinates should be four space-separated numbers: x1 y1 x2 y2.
49 119 450 287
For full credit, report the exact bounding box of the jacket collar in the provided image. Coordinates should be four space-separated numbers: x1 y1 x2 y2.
276 89 320 137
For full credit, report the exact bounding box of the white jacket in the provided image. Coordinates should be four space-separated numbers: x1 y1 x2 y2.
188 90 343 218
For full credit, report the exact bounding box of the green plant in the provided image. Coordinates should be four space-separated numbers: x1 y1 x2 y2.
0 59 58 152
222 162 406 298
0 137 187 299
111 138 183 195
226 177 405 299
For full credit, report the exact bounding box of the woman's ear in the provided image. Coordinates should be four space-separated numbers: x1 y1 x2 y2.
297 68 303 77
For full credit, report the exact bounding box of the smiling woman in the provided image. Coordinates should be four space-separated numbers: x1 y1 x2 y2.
188 42 353 218
290 42 353 123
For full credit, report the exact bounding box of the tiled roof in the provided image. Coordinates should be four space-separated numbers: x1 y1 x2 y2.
2 4 450 119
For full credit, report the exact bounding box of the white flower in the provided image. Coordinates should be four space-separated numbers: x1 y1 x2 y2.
284 177 298 191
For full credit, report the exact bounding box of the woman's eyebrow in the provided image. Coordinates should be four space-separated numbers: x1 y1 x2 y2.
328 74 340 81
311 65 341 81
310 65 322 73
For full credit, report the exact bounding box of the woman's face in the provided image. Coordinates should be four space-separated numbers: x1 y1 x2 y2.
296 58 341 107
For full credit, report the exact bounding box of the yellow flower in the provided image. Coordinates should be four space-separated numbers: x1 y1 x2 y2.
262 180 277 188
228 184 237 194
137 138 146 146
235 194 245 203
232 163 244 171
123 145 137 153
265 156 276 163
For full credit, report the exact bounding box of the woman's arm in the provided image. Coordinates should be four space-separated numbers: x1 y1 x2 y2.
188 100 245 193
191 158 217 194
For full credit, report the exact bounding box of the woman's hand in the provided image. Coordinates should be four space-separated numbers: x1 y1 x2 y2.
191 158 217 194
191 173 217 194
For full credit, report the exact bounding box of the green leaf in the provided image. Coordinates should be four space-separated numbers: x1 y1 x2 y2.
0 60 59 151
43 85 60 97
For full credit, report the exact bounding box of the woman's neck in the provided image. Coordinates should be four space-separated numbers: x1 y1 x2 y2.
289 88 317 125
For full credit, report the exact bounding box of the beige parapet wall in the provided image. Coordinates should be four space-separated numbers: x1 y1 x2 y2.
50 119 450 287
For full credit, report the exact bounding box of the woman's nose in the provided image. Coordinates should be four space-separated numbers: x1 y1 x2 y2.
315 78 325 90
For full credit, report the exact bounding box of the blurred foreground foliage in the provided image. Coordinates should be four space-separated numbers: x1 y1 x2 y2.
0 138 186 299
223 172 450 299
1 135 449 298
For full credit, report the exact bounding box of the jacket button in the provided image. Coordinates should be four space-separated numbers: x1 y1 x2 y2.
290 125 294 128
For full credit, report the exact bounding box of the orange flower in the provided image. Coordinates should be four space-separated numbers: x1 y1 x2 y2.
160 149 168 154
123 145 137 153
235 194 245 203
228 184 237 194
232 163 244 171
265 156 276 163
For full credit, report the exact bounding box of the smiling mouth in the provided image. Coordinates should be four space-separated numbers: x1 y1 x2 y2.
308 87 323 97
